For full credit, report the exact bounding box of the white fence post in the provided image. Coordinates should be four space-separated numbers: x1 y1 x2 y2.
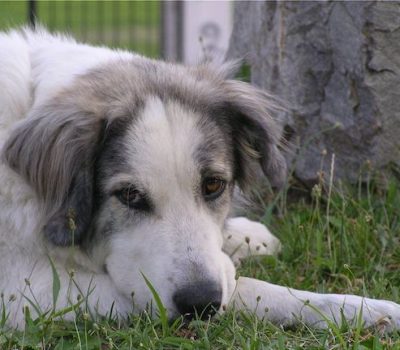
162 1 233 64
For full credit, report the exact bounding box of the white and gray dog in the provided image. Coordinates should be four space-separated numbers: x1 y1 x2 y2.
1 28 400 330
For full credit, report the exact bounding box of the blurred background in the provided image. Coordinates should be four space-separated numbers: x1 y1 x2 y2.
0 0 233 63
1 1 399 187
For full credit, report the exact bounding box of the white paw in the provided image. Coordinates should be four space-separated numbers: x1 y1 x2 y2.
307 294 400 332
223 217 281 265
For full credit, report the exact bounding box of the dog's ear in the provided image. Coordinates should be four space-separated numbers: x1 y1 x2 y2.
42 166 94 246
221 80 287 191
2 97 105 246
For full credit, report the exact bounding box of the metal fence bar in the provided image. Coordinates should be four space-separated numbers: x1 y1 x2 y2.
129 0 135 51
112 1 120 47
28 0 36 28
97 1 104 43
81 1 87 42
145 1 151 56
48 1 57 31
65 0 71 32
176 1 183 61
161 1 183 61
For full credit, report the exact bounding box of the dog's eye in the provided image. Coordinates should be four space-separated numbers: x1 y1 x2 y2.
202 178 226 201
114 186 151 211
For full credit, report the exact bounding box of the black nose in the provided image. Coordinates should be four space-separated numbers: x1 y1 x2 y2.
173 281 222 320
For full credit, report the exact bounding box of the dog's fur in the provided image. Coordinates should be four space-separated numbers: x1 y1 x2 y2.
1 28 400 330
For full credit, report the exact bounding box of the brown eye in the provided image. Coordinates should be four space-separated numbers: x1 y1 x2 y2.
202 178 226 201
114 186 151 211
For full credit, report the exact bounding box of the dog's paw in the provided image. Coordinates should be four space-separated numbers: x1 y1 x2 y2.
306 294 400 332
223 217 281 265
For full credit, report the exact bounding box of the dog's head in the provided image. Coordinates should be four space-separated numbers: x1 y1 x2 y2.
3 59 286 319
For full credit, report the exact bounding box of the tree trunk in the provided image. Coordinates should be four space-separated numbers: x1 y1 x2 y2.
228 1 400 186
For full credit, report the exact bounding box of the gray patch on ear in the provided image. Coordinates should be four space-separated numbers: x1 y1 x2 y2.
259 144 287 190
43 167 93 246
220 80 287 190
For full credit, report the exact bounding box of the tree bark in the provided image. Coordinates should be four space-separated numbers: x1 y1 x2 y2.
228 1 400 185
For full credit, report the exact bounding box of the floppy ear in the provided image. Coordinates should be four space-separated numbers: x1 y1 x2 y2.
221 80 287 190
2 97 105 246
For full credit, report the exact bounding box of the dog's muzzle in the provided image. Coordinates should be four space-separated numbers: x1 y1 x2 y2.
173 281 222 320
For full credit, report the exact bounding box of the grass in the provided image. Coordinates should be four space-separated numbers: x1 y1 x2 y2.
1 171 400 349
0 1 160 57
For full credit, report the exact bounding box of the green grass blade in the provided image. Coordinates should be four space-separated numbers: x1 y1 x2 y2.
140 272 169 337
48 256 61 312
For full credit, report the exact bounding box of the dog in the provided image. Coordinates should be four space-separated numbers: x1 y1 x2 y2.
1 28 400 331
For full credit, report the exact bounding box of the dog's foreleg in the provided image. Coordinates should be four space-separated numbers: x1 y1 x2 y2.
223 217 281 265
229 277 400 331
